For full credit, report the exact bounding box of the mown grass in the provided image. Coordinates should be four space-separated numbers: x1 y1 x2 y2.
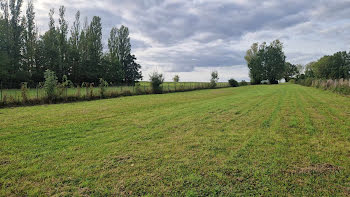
1 84 350 196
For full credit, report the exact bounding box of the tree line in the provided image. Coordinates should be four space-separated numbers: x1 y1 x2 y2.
245 40 350 84
299 51 350 80
0 0 142 88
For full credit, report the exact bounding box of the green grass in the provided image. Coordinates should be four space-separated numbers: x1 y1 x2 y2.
0 82 229 102
1 84 350 196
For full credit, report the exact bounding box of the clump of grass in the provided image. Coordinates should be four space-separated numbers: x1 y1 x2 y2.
99 78 109 98
21 82 29 103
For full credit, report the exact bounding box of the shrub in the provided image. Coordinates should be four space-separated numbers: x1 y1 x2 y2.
149 72 164 93
99 78 109 98
89 83 94 98
43 69 58 100
2 94 7 105
57 75 73 98
173 75 180 82
239 80 248 86
82 82 94 99
289 79 296 84
210 71 219 88
21 82 29 103
228 78 239 87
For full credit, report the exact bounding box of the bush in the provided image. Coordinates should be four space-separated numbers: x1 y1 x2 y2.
57 75 73 98
210 71 219 88
289 79 296 84
239 80 248 86
99 78 109 98
149 72 164 93
21 82 29 103
43 70 58 100
173 75 180 82
228 78 239 87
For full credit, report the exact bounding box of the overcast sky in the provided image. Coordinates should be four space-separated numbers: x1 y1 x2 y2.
31 0 350 82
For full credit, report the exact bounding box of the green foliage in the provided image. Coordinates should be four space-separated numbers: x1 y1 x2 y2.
239 80 248 86
228 78 239 87
43 69 58 100
149 72 164 93
245 40 286 84
0 2 142 88
210 71 219 88
61 75 73 88
99 78 108 98
298 78 313 87
57 75 73 97
20 82 28 103
173 75 180 83
308 51 350 79
284 62 298 82
289 79 296 84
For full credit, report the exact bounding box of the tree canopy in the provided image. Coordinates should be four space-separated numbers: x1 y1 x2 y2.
0 1 142 88
245 40 286 84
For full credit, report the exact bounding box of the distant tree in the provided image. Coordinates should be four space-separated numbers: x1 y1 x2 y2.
123 54 142 84
108 25 142 84
86 16 103 82
304 62 315 78
149 71 164 93
245 42 264 84
264 40 286 84
23 0 37 84
57 6 68 79
239 80 248 86
228 78 239 87
0 1 144 88
69 11 81 84
6 0 25 87
39 9 60 76
245 40 286 84
284 62 298 82
107 27 123 83
173 75 180 82
79 17 89 82
0 11 11 86
43 69 58 100
210 71 219 88
296 64 304 75
311 51 350 79
116 25 131 68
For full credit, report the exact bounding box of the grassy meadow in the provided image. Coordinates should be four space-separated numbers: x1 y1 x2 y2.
1 84 350 196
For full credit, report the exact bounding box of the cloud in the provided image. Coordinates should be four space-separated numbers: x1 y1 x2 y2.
29 0 350 81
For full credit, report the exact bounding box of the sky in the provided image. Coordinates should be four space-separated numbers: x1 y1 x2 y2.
31 0 350 82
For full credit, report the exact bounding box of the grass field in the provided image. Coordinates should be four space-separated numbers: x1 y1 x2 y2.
1 84 350 196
